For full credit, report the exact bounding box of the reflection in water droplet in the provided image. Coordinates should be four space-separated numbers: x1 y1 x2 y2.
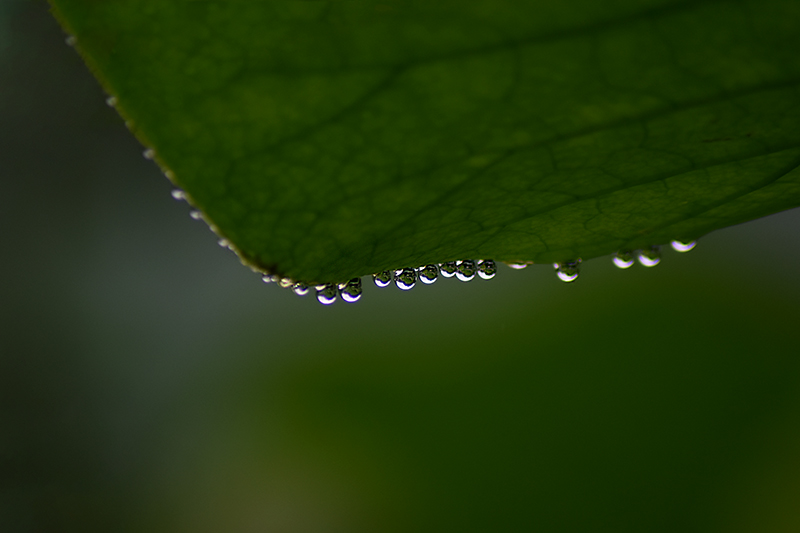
143 149 155 160
262 274 279 284
373 271 393 288
105 96 117 107
456 260 476 282
506 263 529 270
418 264 439 284
613 251 635 269
292 283 309 296
316 284 338 305
553 260 581 282
439 262 457 278
638 246 661 267
171 189 186 200
670 240 697 252
65 35 76 46
189 210 202 220
278 278 294 289
394 268 417 290
477 259 497 280
340 278 362 303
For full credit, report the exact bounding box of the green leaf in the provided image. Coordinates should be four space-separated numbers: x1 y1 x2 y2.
50 0 800 283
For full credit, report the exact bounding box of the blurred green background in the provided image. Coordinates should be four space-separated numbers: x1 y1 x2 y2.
3 2 800 531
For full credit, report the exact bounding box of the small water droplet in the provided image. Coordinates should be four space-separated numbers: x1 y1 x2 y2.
637 246 661 267
439 262 457 278
613 251 635 269
143 148 155 160
418 264 439 284
125 120 133 129
278 278 294 289
262 274 279 284
373 271 393 288
165 170 175 180
292 282 309 296
171 189 186 200
105 96 117 107
217 238 230 248
477 259 497 280
456 260 476 282
553 260 581 282
340 278 362 303
189 210 202 220
506 262 529 270
394 268 417 290
65 35 76 46
316 284 338 305
670 240 696 252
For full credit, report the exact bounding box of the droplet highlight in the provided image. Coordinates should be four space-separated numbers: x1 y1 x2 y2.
316 284 338 305
292 283 310 296
171 189 186 201
613 251 635 269
189 210 202 220
262 274 279 284
278 278 294 289
506 263 529 270
418 264 439 285
637 246 661 267
670 240 696 253
477 259 497 280
394 268 417 291
340 278 362 303
373 271 393 288
456 260 476 282
554 260 581 282
439 262 457 278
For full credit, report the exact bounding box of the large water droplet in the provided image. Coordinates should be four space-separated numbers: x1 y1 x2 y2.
340 278 362 303
316 284 338 305
553 260 581 282
292 282 309 296
506 262 529 270
143 148 155 160
456 260 476 282
171 189 186 201
613 251 635 269
670 240 696 252
439 262 457 278
477 259 497 280
394 268 417 290
373 271 392 288
418 264 439 284
638 246 661 267
105 96 117 107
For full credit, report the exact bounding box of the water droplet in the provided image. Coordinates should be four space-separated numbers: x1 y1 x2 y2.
105 96 117 107
506 263 529 270
143 148 155 160
394 268 417 290
553 260 581 282
613 251 635 269
373 271 392 288
278 278 294 289
217 238 230 248
340 278 362 303
189 210 202 220
65 35 76 46
165 170 175 180
124 120 133 129
456 260 476 282
316 284 337 305
292 282 309 296
670 240 696 252
418 264 439 284
477 259 497 280
439 262 457 278
637 246 661 267
171 189 186 200
262 274 279 284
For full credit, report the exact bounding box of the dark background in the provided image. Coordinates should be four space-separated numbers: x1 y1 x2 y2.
2 2 800 531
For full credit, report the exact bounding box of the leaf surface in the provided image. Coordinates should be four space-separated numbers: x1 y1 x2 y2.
50 0 800 283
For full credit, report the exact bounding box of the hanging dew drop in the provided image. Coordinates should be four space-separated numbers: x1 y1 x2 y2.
171 189 186 201
455 260 476 282
292 282 309 296
340 278 362 303
439 262 457 278
143 149 155 160
418 264 439 284
477 259 497 280
316 284 338 305
554 260 581 282
189 210 202 220
373 271 393 288
217 239 230 248
394 268 417 290
65 35 76 46
278 278 294 289
262 274 279 284
506 263 528 270
105 96 117 107
613 251 635 269
670 240 697 252
638 246 661 267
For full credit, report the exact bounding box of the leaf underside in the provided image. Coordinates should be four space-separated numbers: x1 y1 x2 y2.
50 0 800 283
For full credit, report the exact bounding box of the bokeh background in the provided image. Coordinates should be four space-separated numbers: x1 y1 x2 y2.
3 2 800 531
